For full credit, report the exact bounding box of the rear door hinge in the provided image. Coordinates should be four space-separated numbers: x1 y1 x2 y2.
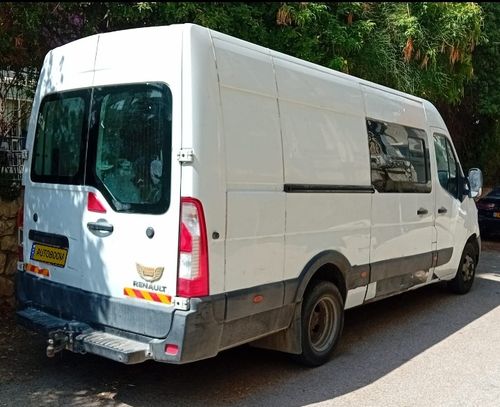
177 148 194 163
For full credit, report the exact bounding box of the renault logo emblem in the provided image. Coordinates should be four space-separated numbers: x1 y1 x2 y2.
136 263 164 282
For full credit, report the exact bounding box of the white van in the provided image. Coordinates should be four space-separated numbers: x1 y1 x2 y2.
16 23 483 366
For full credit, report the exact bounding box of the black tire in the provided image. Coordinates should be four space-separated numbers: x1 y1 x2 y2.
294 281 344 367
448 242 477 295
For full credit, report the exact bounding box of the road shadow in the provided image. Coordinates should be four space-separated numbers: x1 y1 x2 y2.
1 251 499 407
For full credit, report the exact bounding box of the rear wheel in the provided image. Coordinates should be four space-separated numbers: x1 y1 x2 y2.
295 281 344 367
448 242 477 294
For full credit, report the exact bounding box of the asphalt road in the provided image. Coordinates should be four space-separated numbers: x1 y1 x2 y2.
1 246 500 407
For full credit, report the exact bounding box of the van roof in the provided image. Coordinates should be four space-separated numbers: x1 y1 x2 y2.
202 24 445 128
47 23 445 128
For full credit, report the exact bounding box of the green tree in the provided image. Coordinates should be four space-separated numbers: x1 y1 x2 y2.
0 2 88 142
438 2 500 185
0 2 497 186
473 2 500 185
0 2 486 104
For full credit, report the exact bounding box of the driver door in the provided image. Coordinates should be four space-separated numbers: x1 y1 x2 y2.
432 128 468 278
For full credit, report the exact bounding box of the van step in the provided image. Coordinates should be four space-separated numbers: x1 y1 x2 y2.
77 331 151 364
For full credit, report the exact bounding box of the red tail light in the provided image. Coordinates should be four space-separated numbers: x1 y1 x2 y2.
165 344 179 355
177 197 209 298
88 192 107 213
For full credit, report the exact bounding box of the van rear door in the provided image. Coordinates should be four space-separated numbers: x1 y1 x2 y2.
81 83 179 304
25 83 180 332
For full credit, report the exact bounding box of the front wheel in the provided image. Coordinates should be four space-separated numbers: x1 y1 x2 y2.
448 242 477 294
295 281 344 367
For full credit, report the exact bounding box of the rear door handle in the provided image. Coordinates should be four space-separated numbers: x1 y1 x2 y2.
417 208 428 216
87 220 114 236
438 207 448 214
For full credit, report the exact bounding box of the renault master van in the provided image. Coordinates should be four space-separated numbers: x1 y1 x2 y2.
16 24 483 367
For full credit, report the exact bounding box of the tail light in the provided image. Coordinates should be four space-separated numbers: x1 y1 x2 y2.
17 205 24 262
87 192 107 213
177 197 209 297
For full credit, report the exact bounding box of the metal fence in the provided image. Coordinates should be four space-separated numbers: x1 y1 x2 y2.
0 136 26 200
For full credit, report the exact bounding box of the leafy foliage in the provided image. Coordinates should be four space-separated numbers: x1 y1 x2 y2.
437 3 500 185
0 2 487 103
469 3 500 117
0 2 498 188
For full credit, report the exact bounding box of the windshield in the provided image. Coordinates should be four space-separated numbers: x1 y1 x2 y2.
31 83 172 214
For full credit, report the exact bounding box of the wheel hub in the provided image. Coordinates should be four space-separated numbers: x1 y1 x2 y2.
308 296 337 353
462 254 475 281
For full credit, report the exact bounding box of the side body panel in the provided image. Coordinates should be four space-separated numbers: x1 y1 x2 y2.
210 32 285 295
273 56 372 309
182 26 227 295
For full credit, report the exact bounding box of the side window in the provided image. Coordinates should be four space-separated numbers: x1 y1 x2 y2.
367 119 431 193
433 134 459 199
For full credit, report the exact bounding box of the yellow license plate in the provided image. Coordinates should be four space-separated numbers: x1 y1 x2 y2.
30 243 68 268
494 212 500 219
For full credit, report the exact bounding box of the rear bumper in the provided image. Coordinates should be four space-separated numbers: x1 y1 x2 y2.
15 271 225 364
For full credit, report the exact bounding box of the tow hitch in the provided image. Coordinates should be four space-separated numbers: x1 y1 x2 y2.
46 322 91 357
18 307 150 364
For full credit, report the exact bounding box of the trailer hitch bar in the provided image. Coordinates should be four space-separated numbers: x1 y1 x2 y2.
46 323 91 357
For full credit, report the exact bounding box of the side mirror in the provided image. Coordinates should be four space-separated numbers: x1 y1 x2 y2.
468 168 483 199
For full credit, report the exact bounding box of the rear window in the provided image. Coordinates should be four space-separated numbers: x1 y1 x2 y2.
31 83 172 214
90 84 172 213
32 90 89 184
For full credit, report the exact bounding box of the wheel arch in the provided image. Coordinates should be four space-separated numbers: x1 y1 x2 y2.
295 250 351 304
448 233 480 295
467 233 480 262
249 250 353 356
